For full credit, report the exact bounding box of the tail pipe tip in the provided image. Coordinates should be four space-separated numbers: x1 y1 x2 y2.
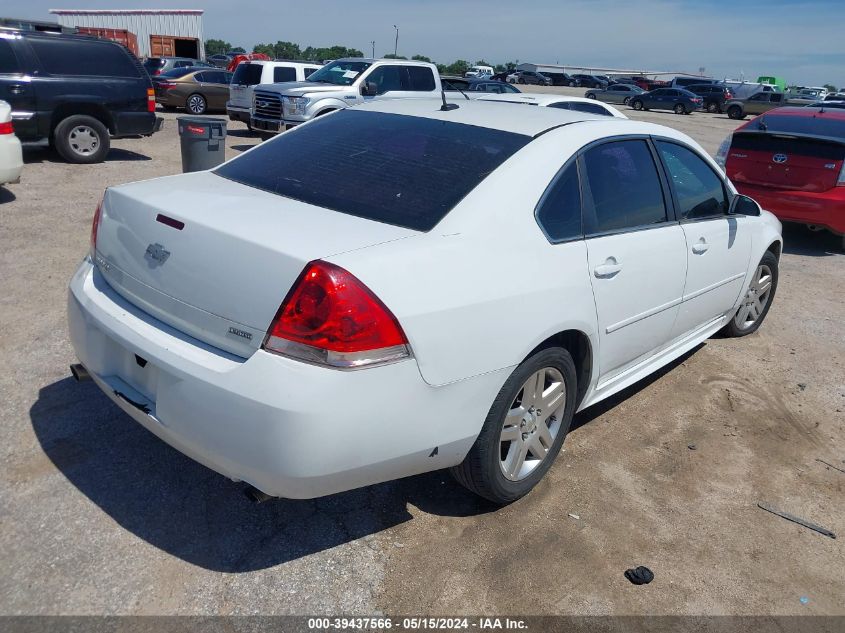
244 485 274 504
70 364 91 382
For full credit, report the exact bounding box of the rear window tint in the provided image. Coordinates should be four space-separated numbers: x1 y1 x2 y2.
215 110 530 231
232 63 263 85
30 38 139 77
0 39 22 74
273 66 296 82
747 113 845 139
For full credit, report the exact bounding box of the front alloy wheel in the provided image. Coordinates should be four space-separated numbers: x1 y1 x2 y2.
734 263 774 330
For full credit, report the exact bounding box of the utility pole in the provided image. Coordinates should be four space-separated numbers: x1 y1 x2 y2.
393 25 399 57
371 40 375 58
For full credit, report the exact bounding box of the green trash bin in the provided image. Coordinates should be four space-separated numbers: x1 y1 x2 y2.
177 116 227 172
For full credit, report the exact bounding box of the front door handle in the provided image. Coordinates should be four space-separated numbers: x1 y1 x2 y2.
692 239 709 254
8 84 24 95
594 257 622 278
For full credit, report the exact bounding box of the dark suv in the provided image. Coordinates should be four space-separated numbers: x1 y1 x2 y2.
514 70 551 86
572 74 608 89
0 28 161 163
687 84 734 113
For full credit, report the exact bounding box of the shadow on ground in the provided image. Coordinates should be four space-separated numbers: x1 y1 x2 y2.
30 377 498 573
781 223 843 257
23 147 152 164
0 186 16 203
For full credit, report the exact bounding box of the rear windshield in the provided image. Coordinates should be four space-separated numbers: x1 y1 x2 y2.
751 111 845 139
143 58 164 71
159 67 198 79
232 62 263 85
214 110 530 231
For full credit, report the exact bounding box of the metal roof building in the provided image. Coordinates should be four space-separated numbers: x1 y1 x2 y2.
49 9 205 59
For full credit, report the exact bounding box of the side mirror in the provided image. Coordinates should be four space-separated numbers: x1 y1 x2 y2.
360 81 378 97
730 194 762 217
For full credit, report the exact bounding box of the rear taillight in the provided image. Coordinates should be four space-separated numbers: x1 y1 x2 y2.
90 196 103 256
157 82 176 90
264 261 410 369
147 88 155 112
153 69 161 76
0 121 13 134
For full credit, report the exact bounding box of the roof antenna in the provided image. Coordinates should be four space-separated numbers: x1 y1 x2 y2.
440 85 459 111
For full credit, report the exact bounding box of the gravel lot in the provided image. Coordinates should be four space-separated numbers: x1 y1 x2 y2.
1 87 843 616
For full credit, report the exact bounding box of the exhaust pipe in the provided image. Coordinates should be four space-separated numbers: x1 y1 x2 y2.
244 485 274 504
70 363 91 382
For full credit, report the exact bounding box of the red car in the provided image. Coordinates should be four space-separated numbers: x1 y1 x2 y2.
717 106 845 245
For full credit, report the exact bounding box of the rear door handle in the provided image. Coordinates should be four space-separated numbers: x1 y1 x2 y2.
692 239 709 254
594 258 622 278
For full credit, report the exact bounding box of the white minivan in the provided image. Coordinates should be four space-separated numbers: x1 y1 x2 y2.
227 61 322 129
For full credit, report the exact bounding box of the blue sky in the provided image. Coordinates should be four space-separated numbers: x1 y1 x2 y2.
11 0 844 86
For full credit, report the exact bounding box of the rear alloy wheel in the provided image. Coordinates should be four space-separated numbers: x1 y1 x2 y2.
186 93 207 115
706 101 719 114
721 251 778 337
587 93 597 99
727 105 745 120
450 347 577 504
674 103 686 115
632 99 644 110
53 114 110 164
623 96 631 105
518 78 525 84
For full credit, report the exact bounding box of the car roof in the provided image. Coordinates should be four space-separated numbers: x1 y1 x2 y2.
769 106 845 119
354 98 634 134
476 93 627 118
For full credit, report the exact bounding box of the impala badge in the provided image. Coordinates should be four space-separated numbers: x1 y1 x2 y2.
772 153 788 164
145 243 170 264
228 326 252 340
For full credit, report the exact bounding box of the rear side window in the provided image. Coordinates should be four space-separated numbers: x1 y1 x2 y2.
582 140 667 234
569 102 613 116
29 38 139 77
536 161 582 242
656 141 727 219
215 110 530 231
0 39 21 74
273 66 296 82
407 66 435 91
232 62 263 85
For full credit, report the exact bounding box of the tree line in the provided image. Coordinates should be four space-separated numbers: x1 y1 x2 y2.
204 39 519 76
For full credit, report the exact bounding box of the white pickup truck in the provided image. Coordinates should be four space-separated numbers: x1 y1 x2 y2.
251 58 442 135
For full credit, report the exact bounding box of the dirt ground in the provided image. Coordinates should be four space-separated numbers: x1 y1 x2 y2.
0 87 843 617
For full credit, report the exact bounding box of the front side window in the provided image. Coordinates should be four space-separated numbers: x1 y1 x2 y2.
215 110 530 231
273 66 296 83
536 161 582 242
582 140 667 234
656 141 727 220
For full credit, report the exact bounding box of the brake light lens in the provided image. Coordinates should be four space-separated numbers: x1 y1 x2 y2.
158 82 176 90
147 88 155 112
264 261 411 369
0 121 13 135
90 196 103 256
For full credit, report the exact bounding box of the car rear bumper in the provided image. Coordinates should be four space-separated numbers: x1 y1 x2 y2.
113 112 159 137
735 183 845 235
0 132 23 184
226 105 251 123
68 259 494 498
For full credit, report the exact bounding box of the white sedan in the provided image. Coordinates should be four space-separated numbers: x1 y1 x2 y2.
0 100 23 186
68 100 781 504
479 92 627 118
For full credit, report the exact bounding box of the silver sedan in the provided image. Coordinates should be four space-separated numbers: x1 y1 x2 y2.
585 83 645 105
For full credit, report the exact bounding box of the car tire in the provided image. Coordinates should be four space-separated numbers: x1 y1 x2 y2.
706 101 718 113
450 346 577 505
569 81 576 87
53 114 110 164
186 93 207 115
587 93 597 99
674 103 686 115
623 96 631 105
727 105 745 120
720 251 779 338
632 99 644 110
518 78 525 84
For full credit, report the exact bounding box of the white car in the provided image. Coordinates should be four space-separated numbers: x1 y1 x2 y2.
0 100 23 186
478 93 627 118
68 100 782 504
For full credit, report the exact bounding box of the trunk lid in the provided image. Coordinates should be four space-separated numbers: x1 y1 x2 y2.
95 171 416 357
726 132 845 192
